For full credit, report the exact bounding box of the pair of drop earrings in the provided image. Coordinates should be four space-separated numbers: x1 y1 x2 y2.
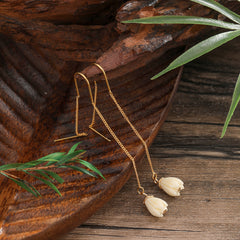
55 63 184 217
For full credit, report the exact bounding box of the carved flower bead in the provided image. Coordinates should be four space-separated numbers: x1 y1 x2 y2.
159 177 184 197
144 196 168 217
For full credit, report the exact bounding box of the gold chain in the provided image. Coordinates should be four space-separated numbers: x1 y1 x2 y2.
93 63 158 183
55 64 157 195
75 73 147 196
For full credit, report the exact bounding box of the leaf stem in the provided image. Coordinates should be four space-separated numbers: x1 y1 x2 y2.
0 143 104 197
0 170 20 180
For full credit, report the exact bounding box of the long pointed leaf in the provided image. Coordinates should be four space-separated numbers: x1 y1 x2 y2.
37 177 62 196
123 15 240 30
45 159 63 166
64 165 97 178
34 170 53 181
56 150 84 165
26 171 62 196
16 161 43 169
0 172 39 197
43 170 64 184
79 160 105 179
191 0 240 24
0 163 22 171
37 152 66 161
28 184 41 197
67 142 81 154
12 179 39 197
18 158 62 168
221 74 240 138
151 30 240 80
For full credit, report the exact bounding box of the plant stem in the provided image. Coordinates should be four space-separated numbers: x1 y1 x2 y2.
0 170 21 180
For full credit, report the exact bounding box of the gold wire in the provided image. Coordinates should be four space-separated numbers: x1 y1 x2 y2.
90 79 97 127
54 68 147 195
73 73 146 195
93 63 158 183
54 72 110 142
54 133 88 143
75 95 80 135
89 78 110 142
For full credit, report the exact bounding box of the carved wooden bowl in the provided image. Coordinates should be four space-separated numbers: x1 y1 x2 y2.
0 0 238 239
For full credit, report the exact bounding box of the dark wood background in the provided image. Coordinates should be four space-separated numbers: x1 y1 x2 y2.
61 37 240 240
0 1 239 239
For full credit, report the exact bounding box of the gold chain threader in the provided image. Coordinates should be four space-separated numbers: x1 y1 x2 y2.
55 64 160 195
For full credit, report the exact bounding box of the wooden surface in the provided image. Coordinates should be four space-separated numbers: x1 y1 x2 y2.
61 37 240 240
0 37 181 240
1 1 226 239
1 1 240 239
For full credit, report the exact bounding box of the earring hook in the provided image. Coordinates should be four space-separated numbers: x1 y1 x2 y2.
74 72 94 104
54 72 110 142
75 72 111 142
93 63 112 93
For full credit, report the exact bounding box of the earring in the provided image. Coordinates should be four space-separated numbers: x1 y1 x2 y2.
54 64 184 218
92 63 184 198
73 72 169 217
54 72 111 142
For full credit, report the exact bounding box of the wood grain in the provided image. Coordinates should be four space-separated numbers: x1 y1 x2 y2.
0 35 182 239
0 1 239 239
61 38 240 240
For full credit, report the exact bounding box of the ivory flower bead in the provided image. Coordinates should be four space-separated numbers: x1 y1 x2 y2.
144 196 168 217
159 177 184 197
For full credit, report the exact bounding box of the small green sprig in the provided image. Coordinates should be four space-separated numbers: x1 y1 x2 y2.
123 0 240 137
0 143 105 197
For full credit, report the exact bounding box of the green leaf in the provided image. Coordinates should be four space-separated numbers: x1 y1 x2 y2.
43 170 64 184
56 150 84 166
34 170 53 181
79 160 105 179
191 0 240 24
67 142 81 154
12 179 39 197
37 152 66 161
151 30 240 80
64 165 97 178
0 163 22 171
0 172 39 197
26 171 62 196
28 184 41 197
221 74 240 138
123 15 240 30
38 178 62 196
16 158 61 169
0 143 100 197
35 152 67 166
45 159 63 166
16 161 42 170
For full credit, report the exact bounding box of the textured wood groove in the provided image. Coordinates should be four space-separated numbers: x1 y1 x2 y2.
0 40 52 96
1 1 239 239
0 64 44 111
16 44 61 83
0 48 44 100
0 123 24 152
0 99 34 142
0 79 37 126
0 92 33 130
0 30 78 239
